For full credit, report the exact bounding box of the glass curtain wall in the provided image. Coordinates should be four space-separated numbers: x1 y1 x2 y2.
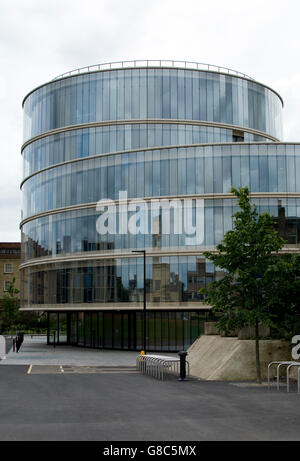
22 124 271 178
21 143 300 219
23 69 283 142
21 64 287 351
49 310 208 351
22 197 300 261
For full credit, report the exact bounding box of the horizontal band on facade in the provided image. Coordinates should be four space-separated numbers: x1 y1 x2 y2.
22 65 284 108
20 303 211 312
19 247 218 269
19 245 300 271
21 119 280 154
19 191 300 228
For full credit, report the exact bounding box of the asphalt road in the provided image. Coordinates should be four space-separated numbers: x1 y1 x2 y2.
0 365 299 441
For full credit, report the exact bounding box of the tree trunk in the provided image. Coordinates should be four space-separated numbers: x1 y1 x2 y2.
255 319 262 384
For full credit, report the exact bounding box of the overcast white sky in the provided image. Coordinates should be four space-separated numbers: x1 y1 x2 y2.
1 0 300 242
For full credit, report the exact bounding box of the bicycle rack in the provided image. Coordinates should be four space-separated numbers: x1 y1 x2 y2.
286 363 300 393
268 360 300 392
136 354 189 381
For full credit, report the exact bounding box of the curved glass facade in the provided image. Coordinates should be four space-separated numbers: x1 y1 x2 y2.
22 143 300 219
21 62 298 351
22 123 271 178
22 197 300 261
48 310 207 352
21 255 215 306
23 68 283 142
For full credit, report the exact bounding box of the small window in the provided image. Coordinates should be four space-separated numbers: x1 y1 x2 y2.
232 130 244 142
4 263 13 273
4 280 11 291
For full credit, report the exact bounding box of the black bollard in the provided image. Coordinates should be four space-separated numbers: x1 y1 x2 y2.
53 331 56 348
178 351 188 381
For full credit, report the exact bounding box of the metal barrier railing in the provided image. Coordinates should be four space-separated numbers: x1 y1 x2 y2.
136 354 190 381
52 60 254 81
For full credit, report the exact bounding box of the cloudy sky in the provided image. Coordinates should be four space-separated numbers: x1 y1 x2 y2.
1 0 300 241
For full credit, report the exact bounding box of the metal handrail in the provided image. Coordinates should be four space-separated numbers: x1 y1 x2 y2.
52 60 255 82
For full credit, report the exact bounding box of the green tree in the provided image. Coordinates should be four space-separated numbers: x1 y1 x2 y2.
263 253 300 340
1 277 20 333
202 186 286 383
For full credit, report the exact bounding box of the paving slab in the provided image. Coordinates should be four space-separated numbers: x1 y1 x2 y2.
1 335 178 367
0 336 141 366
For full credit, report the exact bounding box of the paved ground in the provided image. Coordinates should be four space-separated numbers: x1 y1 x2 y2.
0 336 141 366
1 338 300 441
0 363 300 441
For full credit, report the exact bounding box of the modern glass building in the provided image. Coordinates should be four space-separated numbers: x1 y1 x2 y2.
20 60 300 351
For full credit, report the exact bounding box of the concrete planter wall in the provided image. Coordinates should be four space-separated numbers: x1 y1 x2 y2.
188 335 294 381
204 322 271 339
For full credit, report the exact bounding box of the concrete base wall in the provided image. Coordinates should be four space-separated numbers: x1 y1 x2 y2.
204 322 270 339
187 335 292 381
238 325 270 340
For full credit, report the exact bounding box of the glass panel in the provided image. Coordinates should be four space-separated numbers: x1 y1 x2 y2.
147 311 155 350
123 313 129 350
113 313 122 349
136 312 143 350
128 312 136 350
191 312 200 343
78 312 85 346
176 312 183 350
91 312 98 348
103 312 113 348
58 312 67 343
48 312 58 344
154 311 162 351
161 312 169 351
85 312 92 346
70 313 77 344
98 312 103 348
169 312 176 351
183 312 191 350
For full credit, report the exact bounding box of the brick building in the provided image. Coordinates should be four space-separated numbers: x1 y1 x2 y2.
0 243 21 300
